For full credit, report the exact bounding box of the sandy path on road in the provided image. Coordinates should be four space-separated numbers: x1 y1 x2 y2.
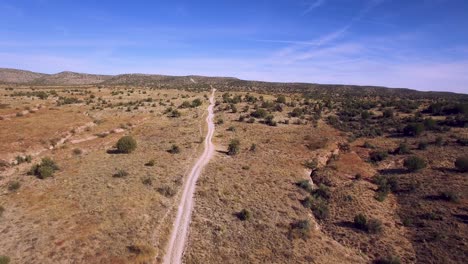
162 88 216 264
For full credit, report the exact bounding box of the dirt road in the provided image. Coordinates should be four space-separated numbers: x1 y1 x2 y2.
163 88 216 264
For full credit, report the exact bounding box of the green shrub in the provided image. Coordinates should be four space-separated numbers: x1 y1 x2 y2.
434 136 444 146
354 214 383 233
417 141 428 150
312 184 331 200
227 139 240 156
168 144 180 154
28 157 59 179
454 156 468 172
367 218 383 233
15 155 32 164
304 159 318 170
296 180 313 193
374 255 401 264
311 198 329 220
404 156 427 172
354 213 367 230
251 108 268 118
369 151 388 163
157 186 175 197
394 142 410 155
0 256 10 264
363 141 376 149
249 143 256 152
113 169 128 178
191 98 202 107
145 160 155 166
236 209 251 221
403 123 424 137
7 181 20 192
116 136 137 153
73 148 83 155
439 191 460 203
290 220 311 239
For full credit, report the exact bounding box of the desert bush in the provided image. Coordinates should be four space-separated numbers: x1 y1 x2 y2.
116 136 137 153
290 220 310 239
417 141 428 150
236 209 251 221
404 156 427 172
312 184 331 200
363 141 376 149
373 255 401 264
454 156 468 172
157 186 175 197
251 108 268 118
227 139 240 156
403 123 424 137
73 148 83 155
0 256 10 264
311 199 329 220
15 155 32 164
354 214 382 233
169 109 181 118
439 191 460 203
369 150 388 163
296 180 313 193
304 159 318 170
28 157 59 179
7 181 20 192
179 101 191 108
264 115 277 126
394 142 411 155
0 206 4 217
354 213 367 230
168 144 180 154
142 177 152 186
227 126 236 132
145 160 155 166
276 95 286 104
249 143 256 152
191 98 202 107
113 169 128 178
434 136 444 146
382 108 394 118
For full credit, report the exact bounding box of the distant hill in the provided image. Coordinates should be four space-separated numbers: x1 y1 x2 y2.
0 68 466 99
0 68 47 83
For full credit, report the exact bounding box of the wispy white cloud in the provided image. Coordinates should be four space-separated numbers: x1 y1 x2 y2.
302 0 326 15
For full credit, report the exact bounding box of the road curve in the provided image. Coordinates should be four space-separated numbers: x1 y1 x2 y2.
163 88 216 264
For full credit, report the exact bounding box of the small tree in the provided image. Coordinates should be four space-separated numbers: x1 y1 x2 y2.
454 156 468 172
227 139 240 156
116 136 137 153
404 156 427 172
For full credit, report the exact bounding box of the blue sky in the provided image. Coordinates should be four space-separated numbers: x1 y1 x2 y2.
1 0 467 92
